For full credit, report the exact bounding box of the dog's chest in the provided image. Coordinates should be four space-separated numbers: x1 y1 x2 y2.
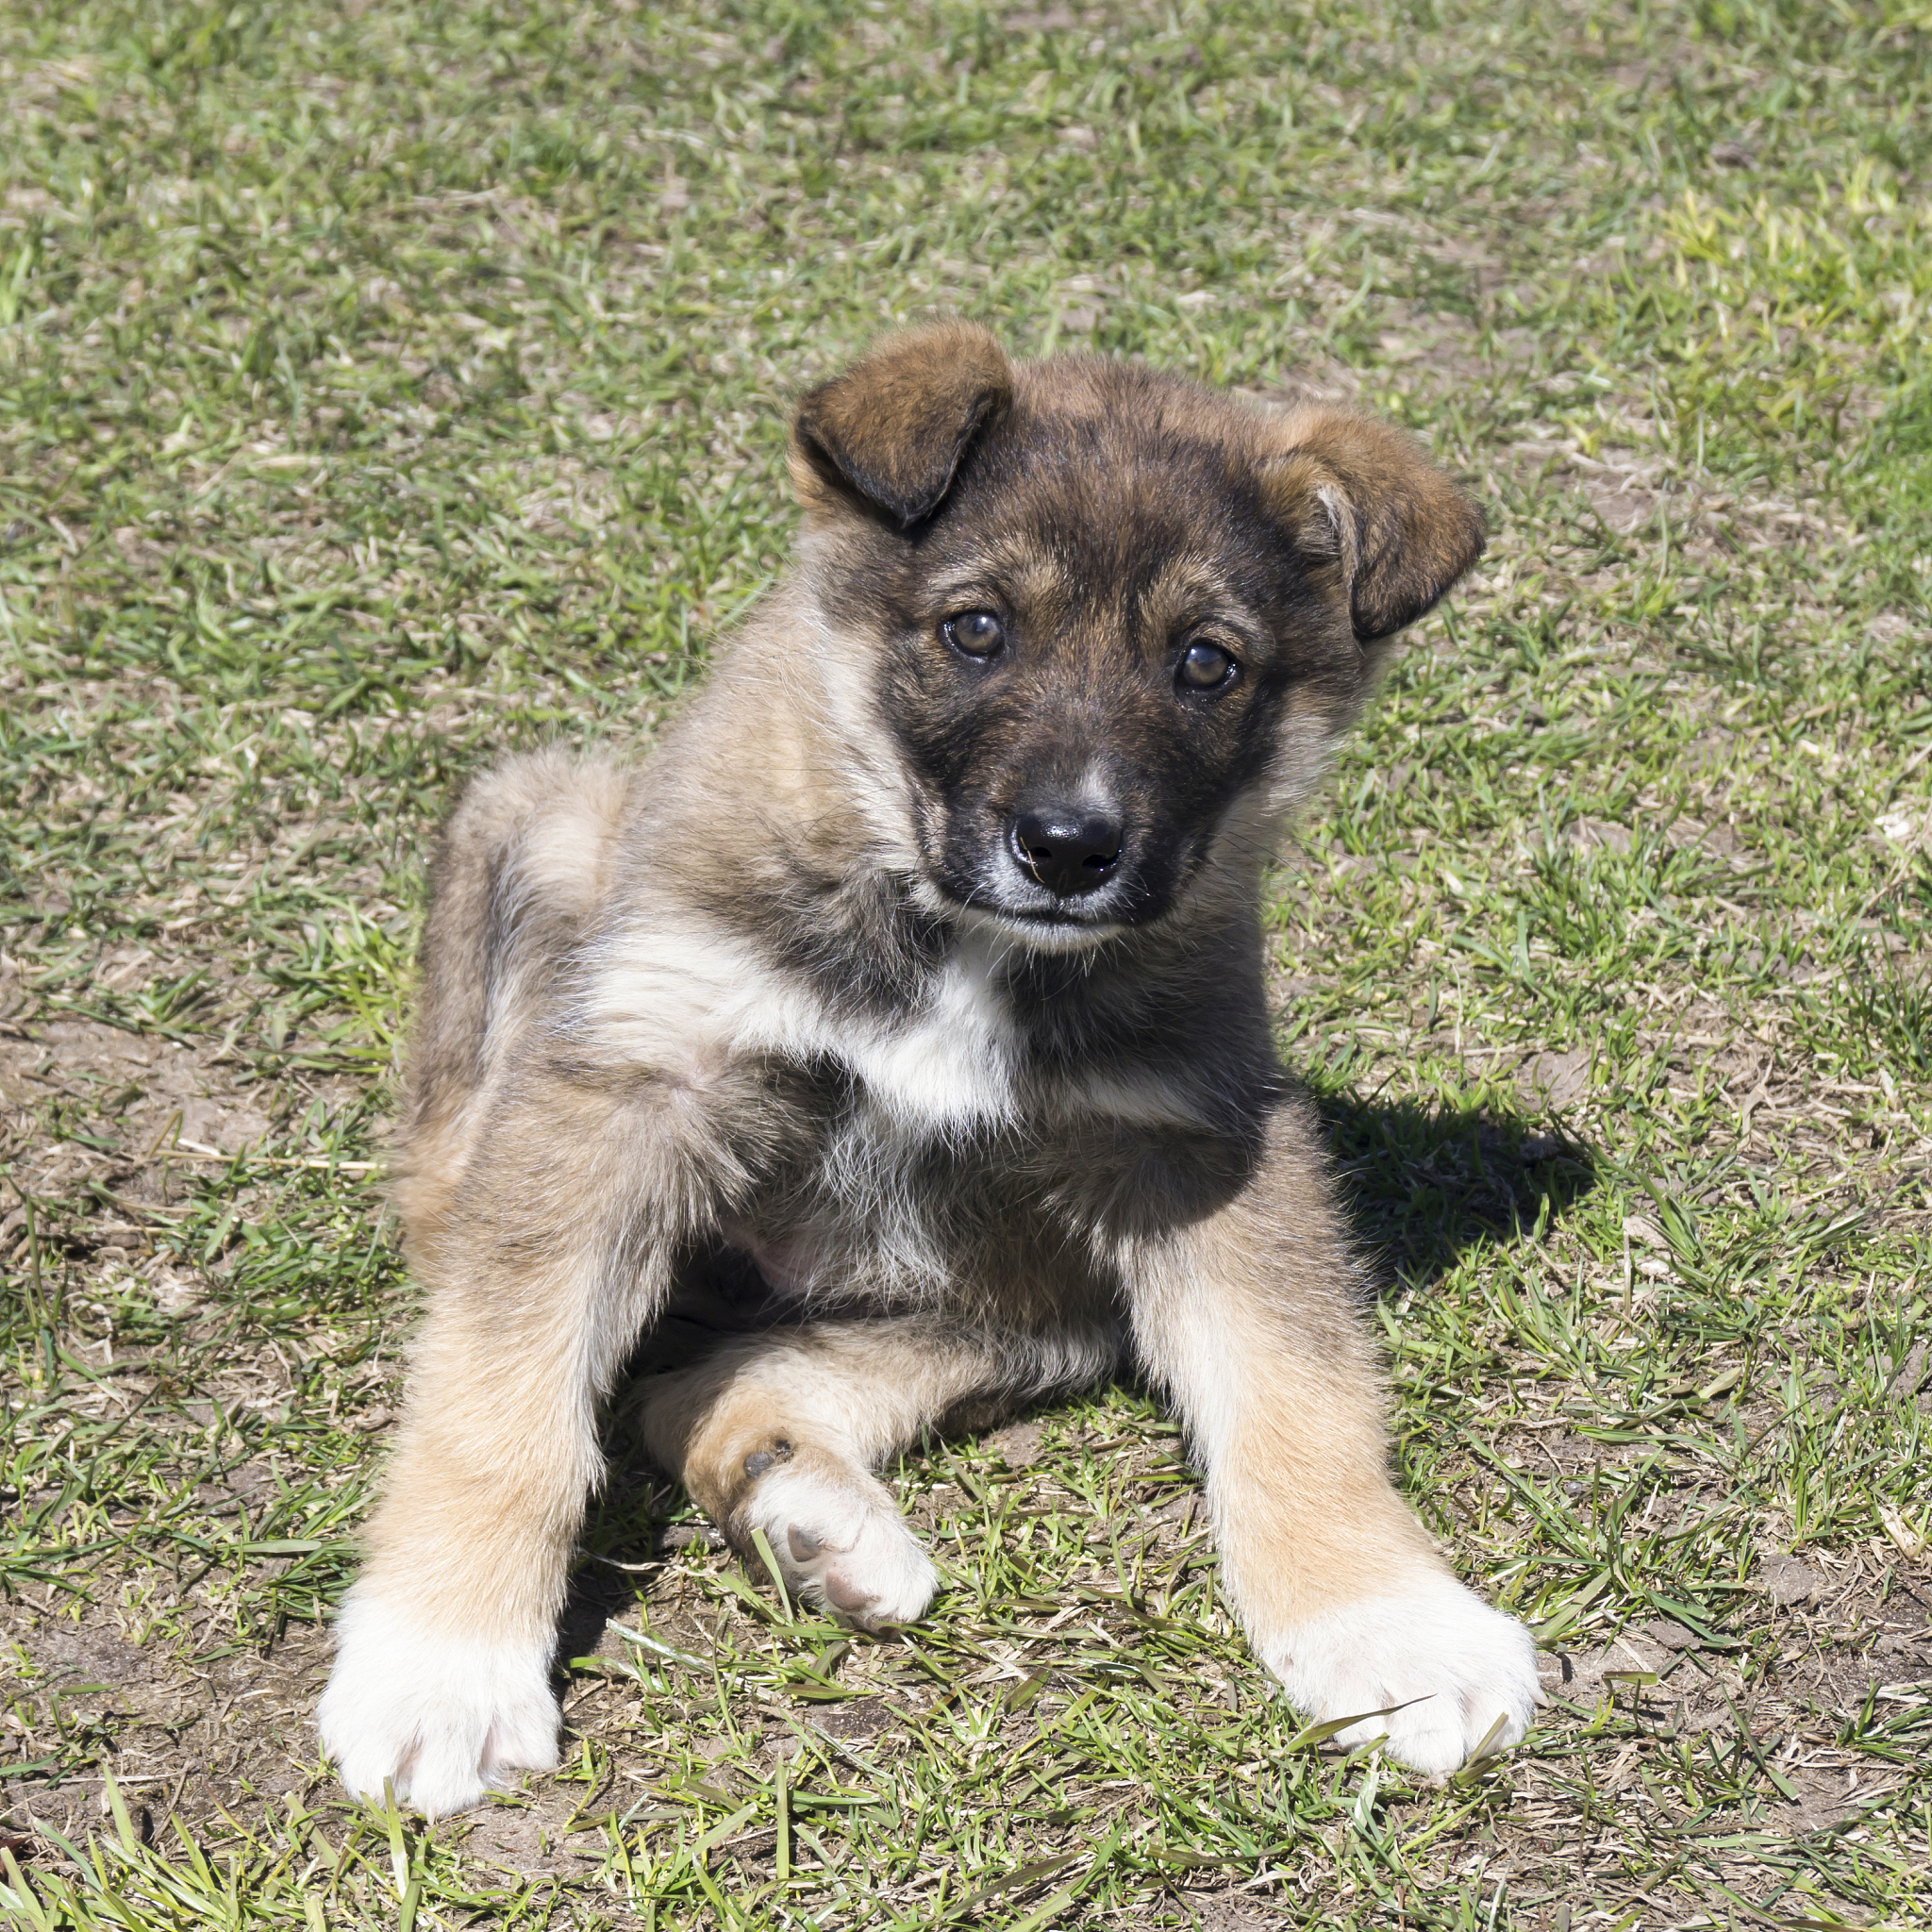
748 940 1025 1303
585 919 1023 1137
589 922 1098 1301
838 937 1021 1137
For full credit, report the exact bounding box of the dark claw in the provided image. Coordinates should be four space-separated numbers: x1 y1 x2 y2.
743 1439 795 1480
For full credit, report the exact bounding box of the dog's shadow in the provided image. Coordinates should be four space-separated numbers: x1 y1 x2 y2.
1319 1092 1599 1296
558 1095 1600 1666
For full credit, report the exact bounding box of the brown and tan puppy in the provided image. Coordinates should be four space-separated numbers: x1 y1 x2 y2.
317 323 1540 1816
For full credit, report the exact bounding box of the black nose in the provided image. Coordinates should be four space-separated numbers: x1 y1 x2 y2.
1010 804 1124 898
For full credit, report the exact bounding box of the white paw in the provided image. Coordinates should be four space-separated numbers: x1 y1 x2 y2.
741 1461 938 1628
1263 1572 1541 1775
317 1592 561 1818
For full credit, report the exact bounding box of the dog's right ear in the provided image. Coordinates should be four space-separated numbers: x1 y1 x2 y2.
790 322 1012 529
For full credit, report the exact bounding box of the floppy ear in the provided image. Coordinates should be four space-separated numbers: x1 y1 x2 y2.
1262 409 1486 642
789 321 1012 528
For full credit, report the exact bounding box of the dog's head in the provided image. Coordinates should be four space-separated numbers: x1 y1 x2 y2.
789 322 1484 949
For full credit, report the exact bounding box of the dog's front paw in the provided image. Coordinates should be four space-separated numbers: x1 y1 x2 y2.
1263 1571 1540 1775
317 1593 561 1818
741 1458 938 1628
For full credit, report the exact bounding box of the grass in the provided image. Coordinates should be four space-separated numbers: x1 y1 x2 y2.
1 0 1929 1924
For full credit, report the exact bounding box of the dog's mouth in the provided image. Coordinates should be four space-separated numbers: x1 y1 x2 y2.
947 895 1130 954
924 849 1157 948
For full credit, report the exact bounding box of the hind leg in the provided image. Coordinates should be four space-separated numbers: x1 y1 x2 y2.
394 747 630 1236
638 1317 1116 1624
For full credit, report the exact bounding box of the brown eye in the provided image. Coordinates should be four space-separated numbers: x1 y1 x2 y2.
1178 640 1238 691
942 609 1006 659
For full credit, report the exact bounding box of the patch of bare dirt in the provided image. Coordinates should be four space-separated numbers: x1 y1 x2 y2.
0 1607 332 1850
0 1017 272 1166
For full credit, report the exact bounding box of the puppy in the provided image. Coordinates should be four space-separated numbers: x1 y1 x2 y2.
317 322 1540 1817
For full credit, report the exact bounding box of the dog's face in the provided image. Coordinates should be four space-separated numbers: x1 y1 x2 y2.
790 324 1484 947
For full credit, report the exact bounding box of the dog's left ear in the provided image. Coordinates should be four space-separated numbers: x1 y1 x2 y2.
1261 410 1486 642
790 321 1012 529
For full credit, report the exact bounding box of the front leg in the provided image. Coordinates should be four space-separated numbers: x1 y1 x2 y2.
1117 1101 1539 1774
319 1078 679 1818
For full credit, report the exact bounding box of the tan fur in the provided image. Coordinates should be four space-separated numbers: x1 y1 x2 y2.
1108 1103 1442 1629
319 328 1534 1817
643 1321 1108 1544
393 748 632 1237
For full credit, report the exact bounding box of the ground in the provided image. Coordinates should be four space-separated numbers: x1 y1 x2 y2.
1 0 1929 1926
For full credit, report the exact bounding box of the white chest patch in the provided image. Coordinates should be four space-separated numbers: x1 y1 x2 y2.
579 921 1021 1140
840 936 1021 1136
